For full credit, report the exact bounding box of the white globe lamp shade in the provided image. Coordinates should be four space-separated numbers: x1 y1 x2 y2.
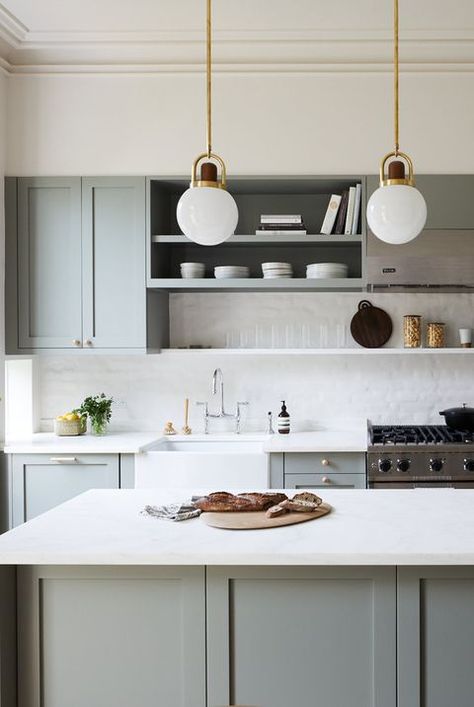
367 183 427 245
177 186 238 246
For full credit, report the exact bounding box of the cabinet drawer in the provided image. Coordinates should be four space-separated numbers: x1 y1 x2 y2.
284 452 365 476
285 473 366 490
11 453 120 525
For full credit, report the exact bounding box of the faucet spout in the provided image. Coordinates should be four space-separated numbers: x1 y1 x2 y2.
212 368 225 416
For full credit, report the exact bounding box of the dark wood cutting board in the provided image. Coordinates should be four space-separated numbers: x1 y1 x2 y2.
350 300 393 348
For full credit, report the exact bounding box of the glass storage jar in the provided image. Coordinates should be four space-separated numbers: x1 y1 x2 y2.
403 315 422 348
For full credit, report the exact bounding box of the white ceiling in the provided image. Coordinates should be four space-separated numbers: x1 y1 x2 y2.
0 0 473 73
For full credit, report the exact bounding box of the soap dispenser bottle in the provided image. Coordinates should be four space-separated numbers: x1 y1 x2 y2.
278 401 290 435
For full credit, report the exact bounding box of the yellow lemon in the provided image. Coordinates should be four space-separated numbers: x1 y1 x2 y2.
56 415 65 421
64 413 77 421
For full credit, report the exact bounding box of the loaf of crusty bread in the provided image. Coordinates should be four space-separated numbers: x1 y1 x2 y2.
194 491 287 512
292 492 322 506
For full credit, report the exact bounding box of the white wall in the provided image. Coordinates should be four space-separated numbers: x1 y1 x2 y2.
5 10 474 433
6 71 474 176
37 293 474 432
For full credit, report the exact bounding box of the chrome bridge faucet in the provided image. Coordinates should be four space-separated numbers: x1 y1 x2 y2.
196 368 249 434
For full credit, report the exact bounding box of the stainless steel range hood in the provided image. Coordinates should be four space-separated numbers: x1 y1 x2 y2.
367 228 474 288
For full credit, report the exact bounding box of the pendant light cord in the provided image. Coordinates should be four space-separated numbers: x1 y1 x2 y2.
394 0 399 155
206 0 212 158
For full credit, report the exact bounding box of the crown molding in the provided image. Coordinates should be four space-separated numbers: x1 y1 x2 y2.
1 25 474 74
0 2 27 46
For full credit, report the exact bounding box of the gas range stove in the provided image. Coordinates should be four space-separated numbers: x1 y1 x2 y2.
367 424 474 488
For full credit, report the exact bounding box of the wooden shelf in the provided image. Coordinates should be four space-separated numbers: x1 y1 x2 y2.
151 234 363 246
160 348 474 355
147 278 366 292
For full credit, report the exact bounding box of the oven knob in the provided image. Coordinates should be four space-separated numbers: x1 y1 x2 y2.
397 459 410 473
430 458 444 472
464 459 474 472
378 459 392 473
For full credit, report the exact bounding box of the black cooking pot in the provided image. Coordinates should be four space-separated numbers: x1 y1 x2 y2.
439 404 474 432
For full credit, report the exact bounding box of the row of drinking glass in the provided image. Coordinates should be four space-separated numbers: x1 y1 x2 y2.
225 323 349 349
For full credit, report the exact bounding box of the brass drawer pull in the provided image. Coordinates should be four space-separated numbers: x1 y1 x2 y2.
322 476 331 484
49 457 78 463
321 458 330 467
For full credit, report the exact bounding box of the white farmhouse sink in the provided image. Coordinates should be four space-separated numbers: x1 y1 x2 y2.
135 436 269 489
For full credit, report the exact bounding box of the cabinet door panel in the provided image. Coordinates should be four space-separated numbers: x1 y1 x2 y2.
208 566 396 707
398 567 474 707
17 178 82 349
285 472 366 489
82 177 146 348
18 566 206 707
12 454 119 525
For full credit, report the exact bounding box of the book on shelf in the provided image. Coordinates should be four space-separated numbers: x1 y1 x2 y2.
320 194 342 235
344 186 357 235
351 183 362 235
255 229 307 236
260 214 302 224
334 190 349 234
257 223 306 231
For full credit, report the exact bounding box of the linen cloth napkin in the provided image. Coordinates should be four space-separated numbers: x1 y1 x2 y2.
142 502 201 522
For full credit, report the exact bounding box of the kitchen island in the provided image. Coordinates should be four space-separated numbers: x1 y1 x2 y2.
0 488 472 707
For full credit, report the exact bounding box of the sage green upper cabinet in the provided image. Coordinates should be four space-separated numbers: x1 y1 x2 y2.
366 175 474 229
6 176 165 354
17 178 82 349
81 177 146 349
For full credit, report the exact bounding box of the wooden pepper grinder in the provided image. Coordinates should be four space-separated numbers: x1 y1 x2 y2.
182 398 192 435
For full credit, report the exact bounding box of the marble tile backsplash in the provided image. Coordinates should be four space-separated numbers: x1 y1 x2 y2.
37 293 474 433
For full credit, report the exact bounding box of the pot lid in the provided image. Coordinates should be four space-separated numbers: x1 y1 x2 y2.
440 403 474 414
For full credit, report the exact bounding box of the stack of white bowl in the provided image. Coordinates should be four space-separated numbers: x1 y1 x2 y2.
306 262 348 279
180 262 206 279
214 265 250 279
261 262 293 279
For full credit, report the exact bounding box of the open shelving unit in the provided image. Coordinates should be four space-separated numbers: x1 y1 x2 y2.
147 175 367 292
160 348 474 356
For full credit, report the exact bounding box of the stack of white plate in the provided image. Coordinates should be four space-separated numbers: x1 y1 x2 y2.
180 262 206 279
306 262 348 279
214 265 250 279
261 262 293 279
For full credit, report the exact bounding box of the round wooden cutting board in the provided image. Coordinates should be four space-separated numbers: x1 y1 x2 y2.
350 300 393 348
200 502 331 530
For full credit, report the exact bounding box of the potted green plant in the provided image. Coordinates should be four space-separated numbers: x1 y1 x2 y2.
74 394 113 435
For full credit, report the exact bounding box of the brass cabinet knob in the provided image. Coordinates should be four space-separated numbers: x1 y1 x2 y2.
321 458 330 467
84 339 92 347
322 476 330 484
72 339 81 346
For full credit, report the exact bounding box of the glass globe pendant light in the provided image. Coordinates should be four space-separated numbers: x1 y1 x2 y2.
176 0 238 246
367 0 427 245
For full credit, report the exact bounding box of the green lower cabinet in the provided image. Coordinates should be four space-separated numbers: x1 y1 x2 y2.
14 565 474 707
268 452 367 489
18 566 206 707
207 566 396 707
398 567 474 707
11 454 120 526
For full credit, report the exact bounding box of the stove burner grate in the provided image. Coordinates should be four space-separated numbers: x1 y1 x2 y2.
371 425 474 445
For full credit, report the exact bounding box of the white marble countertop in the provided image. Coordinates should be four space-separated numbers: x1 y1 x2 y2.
0 488 472 566
262 419 368 453
3 432 162 455
4 419 369 455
